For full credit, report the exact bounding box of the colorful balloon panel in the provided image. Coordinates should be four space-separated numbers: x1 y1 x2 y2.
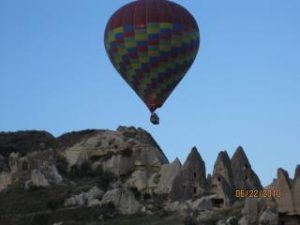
104 0 200 112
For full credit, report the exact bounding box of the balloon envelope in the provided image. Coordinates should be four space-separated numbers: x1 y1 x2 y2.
104 0 200 112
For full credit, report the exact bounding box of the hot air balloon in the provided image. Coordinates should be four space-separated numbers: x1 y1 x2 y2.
104 0 200 124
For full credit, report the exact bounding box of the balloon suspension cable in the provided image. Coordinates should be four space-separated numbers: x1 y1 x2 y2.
150 112 160 125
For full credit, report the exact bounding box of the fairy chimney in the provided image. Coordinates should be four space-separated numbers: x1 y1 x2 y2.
170 147 207 201
274 169 294 214
295 165 300 179
231 146 262 190
211 151 235 207
293 165 300 215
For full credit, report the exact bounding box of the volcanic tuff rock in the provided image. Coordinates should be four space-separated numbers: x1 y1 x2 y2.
0 154 5 172
258 208 278 225
8 149 62 189
0 127 168 195
211 151 235 207
0 127 299 225
64 186 104 207
217 216 238 225
231 146 262 190
269 167 300 216
170 147 207 201
100 187 142 215
212 151 235 188
294 177 300 215
239 198 267 225
274 169 294 213
295 164 300 179
62 127 169 194
64 126 168 178
0 171 11 192
152 158 181 194
190 195 214 212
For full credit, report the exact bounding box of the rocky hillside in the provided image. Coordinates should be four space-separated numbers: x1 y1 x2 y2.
0 127 299 225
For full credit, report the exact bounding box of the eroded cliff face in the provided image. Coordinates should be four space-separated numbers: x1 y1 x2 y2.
0 127 299 225
0 127 169 192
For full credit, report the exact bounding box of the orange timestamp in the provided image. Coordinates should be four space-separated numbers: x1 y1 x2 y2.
235 189 281 199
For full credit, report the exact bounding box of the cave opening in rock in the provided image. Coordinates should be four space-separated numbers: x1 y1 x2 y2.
22 161 28 171
193 187 197 194
212 198 224 208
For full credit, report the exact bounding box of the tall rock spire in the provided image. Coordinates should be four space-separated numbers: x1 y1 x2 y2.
170 147 207 201
231 146 262 190
294 164 300 179
211 151 235 207
275 168 294 213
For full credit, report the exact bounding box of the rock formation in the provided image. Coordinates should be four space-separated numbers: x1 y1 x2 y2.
239 198 260 225
294 174 300 215
262 166 300 224
0 171 11 192
231 146 262 190
170 147 207 201
64 186 104 207
273 169 294 214
211 151 235 207
0 154 5 172
295 164 300 179
152 158 181 195
213 151 234 187
259 208 278 225
0 127 299 225
100 187 142 215
5 149 62 189
63 127 168 194
239 198 268 225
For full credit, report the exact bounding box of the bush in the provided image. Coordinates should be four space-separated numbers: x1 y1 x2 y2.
46 196 64 211
184 215 197 225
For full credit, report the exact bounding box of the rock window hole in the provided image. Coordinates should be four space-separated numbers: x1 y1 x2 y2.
193 187 197 194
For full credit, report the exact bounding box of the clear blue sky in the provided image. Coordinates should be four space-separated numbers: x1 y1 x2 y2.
1 0 299 185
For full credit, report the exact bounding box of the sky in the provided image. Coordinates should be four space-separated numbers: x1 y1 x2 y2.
0 0 299 185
